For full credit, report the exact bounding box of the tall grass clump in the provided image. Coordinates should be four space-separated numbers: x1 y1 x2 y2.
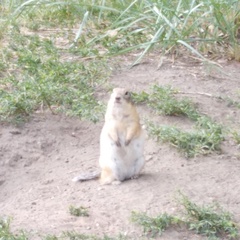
89 0 240 64
1 1 239 122
2 0 239 64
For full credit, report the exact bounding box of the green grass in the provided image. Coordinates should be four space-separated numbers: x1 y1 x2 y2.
0 28 108 124
133 85 200 120
232 131 240 145
1 0 240 64
62 232 127 240
0 217 28 240
1 194 239 240
0 1 239 239
147 122 223 158
179 193 239 239
133 85 223 157
131 193 239 239
0 1 239 124
69 205 89 217
222 97 240 109
131 211 180 237
0 217 127 240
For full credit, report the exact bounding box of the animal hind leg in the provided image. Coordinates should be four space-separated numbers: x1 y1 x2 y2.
132 155 145 178
100 167 115 185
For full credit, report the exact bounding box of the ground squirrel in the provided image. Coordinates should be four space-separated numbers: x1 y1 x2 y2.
72 88 145 184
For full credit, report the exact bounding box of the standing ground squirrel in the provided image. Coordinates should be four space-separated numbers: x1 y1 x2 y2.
72 88 145 185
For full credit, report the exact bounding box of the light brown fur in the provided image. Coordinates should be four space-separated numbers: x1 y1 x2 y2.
72 88 145 185
99 88 145 184
104 88 141 146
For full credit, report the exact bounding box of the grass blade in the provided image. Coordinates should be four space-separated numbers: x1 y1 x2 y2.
71 11 89 47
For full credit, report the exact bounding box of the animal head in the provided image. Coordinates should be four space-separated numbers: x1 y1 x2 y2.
111 88 132 105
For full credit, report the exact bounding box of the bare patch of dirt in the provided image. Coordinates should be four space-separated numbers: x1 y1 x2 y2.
1 59 240 239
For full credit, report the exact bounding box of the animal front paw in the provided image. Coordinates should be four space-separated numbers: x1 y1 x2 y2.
131 175 139 179
125 139 131 146
111 180 122 185
115 139 121 147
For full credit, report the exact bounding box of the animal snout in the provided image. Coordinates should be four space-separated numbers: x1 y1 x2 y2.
115 97 121 102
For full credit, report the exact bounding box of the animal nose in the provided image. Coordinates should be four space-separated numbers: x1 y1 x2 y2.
115 97 121 101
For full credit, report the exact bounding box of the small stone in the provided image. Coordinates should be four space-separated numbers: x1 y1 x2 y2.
10 130 21 135
0 180 5 186
146 155 153 162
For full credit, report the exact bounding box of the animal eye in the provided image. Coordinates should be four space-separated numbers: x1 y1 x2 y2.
124 91 131 100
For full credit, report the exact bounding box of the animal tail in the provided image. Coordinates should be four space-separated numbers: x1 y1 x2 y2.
72 171 101 182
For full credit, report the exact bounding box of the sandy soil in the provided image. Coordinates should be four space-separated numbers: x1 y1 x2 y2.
1 57 240 239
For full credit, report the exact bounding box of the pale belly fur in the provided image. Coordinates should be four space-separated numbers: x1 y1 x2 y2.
99 127 145 181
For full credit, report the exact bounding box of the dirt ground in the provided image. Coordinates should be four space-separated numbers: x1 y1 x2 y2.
0 57 240 239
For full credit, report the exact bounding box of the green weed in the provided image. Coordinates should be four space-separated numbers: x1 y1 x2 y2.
132 193 239 239
2 0 240 65
179 194 239 239
1 1 240 124
222 97 240 109
0 30 108 124
63 231 127 240
44 235 59 240
149 85 200 120
69 205 89 217
133 85 223 157
232 131 240 145
0 217 127 240
0 217 28 240
147 122 222 158
131 211 181 237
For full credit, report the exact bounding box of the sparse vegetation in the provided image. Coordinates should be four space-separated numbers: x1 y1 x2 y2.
0 0 240 123
222 97 240 109
0 28 108 124
0 218 127 240
0 195 239 239
131 211 181 237
133 86 223 157
232 131 240 145
6 0 239 64
133 85 200 120
0 0 239 124
69 205 89 217
62 231 127 240
0 1 240 239
132 193 239 239
147 122 223 158
0 217 27 240
179 193 239 239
